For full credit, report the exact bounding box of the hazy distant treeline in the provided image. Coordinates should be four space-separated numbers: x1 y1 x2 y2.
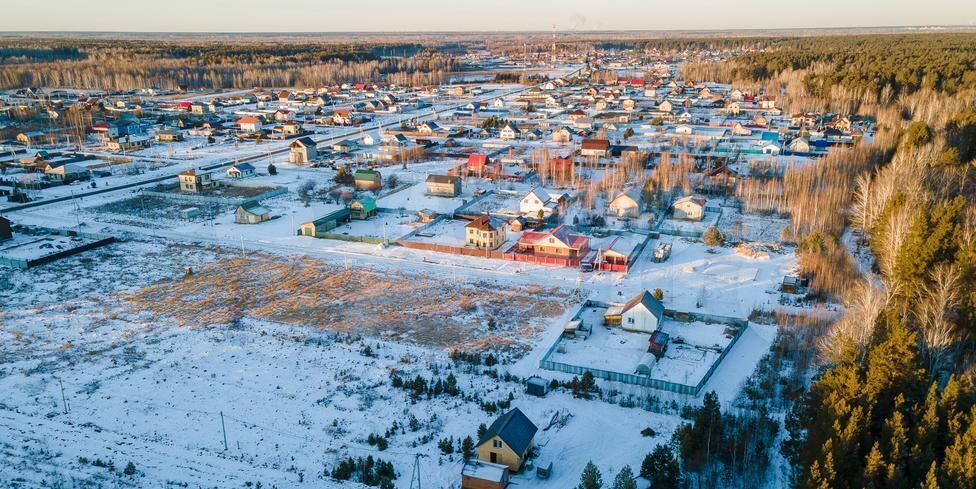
682 33 976 97
0 39 456 89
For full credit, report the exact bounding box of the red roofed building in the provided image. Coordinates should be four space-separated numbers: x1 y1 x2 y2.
467 153 489 174
237 116 262 132
517 225 589 259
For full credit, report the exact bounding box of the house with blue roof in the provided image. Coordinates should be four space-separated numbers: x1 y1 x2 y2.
476 408 538 471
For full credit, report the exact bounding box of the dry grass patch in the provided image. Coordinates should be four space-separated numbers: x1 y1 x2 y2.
125 256 573 349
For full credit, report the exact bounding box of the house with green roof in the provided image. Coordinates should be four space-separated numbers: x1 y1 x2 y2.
299 208 350 237
354 169 382 190
348 196 377 220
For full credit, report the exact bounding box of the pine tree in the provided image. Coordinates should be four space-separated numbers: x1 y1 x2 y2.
641 444 680 489
577 461 603 489
611 465 637 489
943 405 976 488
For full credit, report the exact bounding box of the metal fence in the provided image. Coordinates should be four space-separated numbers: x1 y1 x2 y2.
143 186 288 207
539 301 749 396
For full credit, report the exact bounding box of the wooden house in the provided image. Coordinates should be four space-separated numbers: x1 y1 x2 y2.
476 408 538 471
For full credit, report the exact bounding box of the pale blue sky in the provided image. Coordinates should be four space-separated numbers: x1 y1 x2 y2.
2 0 974 32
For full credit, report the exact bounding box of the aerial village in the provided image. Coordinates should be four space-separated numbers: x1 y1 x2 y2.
0 43 867 488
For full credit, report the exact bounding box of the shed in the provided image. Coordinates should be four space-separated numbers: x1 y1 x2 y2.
461 460 510 489
536 459 553 479
525 376 549 397
179 207 200 219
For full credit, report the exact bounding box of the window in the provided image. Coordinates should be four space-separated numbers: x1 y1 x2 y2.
493 440 503 448
628 317 635 324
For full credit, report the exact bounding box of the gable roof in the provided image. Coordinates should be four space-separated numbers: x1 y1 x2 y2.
622 290 665 318
354 169 380 180
350 196 377 212
478 408 537 456
519 225 587 250
581 138 610 151
522 187 551 205
426 174 460 185
466 214 503 232
291 136 317 148
230 162 255 172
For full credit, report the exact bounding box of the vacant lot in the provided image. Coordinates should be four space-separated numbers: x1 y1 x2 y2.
126 255 573 350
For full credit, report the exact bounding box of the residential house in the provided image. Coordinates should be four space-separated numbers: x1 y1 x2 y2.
466 214 507 250
107 136 150 152
354 169 382 190
519 188 559 219
289 137 318 164
235 202 270 224
348 197 377 220
604 290 665 333
226 162 255 179
426 174 462 197
607 188 643 218
517 225 589 259
44 163 87 182
237 116 263 132
552 127 572 143
157 131 184 142
499 124 520 140
580 138 610 158
476 408 538 471
178 169 214 193
418 121 441 134
332 110 352 125
671 195 706 221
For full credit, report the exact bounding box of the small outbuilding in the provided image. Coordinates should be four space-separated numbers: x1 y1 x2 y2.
525 376 549 397
461 460 510 489
235 202 270 224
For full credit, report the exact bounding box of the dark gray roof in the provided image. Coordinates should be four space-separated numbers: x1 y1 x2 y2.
622 290 664 319
479 408 537 456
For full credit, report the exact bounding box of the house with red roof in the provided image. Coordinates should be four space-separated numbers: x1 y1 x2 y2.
237 116 263 133
517 225 589 259
467 153 489 175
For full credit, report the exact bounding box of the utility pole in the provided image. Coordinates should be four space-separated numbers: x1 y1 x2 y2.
57 377 68 414
220 411 228 451
408 453 423 489
240 236 246 258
